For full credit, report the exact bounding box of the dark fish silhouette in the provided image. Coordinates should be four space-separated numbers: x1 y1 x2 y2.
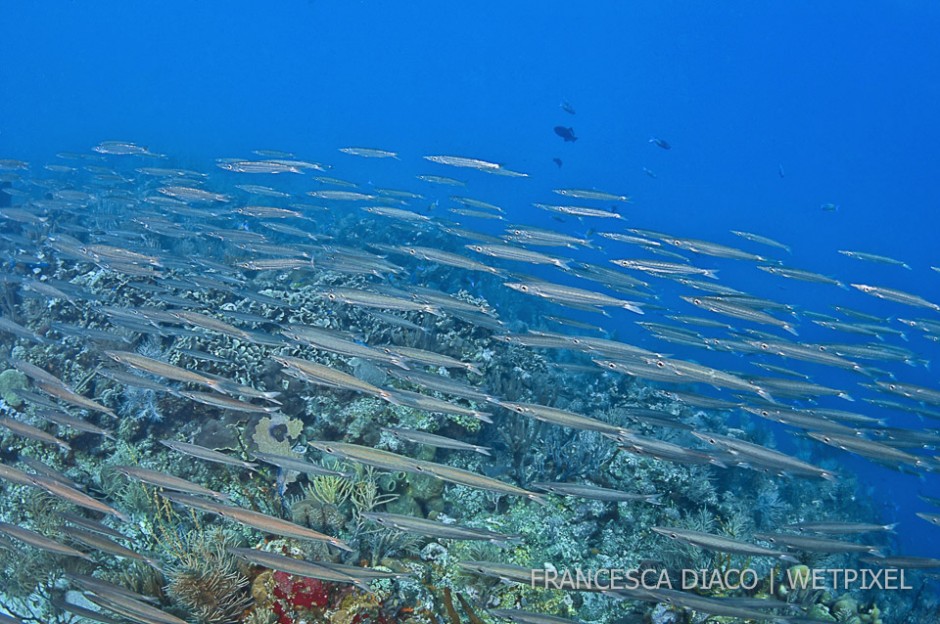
553 158 563 168
554 126 578 142
649 137 671 149
561 100 576 115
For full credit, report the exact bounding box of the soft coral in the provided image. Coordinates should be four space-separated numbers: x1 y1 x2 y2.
271 571 332 622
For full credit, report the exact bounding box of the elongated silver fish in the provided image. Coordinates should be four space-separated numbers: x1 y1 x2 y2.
683 295 798 336
530 482 659 503
112 465 230 501
161 492 351 551
552 188 628 202
281 324 409 369
35 380 115 416
382 427 491 455
273 355 398 404
34 409 115 439
0 521 92 560
730 230 791 253
61 525 158 565
361 512 519 544
177 390 279 414
533 203 622 219
0 416 71 450
613 258 716 279
30 475 130 522
424 154 502 170
852 283 940 311
489 610 579 624
159 440 258 472
419 461 546 505
839 249 910 269
250 451 352 478
308 441 427 473
339 147 399 159
754 532 882 555
229 547 374 590
466 243 571 270
503 280 643 315
785 520 897 535
806 432 928 469
498 401 629 436
651 526 798 562
692 431 837 480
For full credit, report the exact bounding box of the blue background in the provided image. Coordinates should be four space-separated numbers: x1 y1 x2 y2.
2 1 939 558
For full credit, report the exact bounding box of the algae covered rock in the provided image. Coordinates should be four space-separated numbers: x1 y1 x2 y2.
0 369 28 408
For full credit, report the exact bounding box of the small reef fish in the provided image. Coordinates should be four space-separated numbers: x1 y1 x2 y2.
553 126 578 142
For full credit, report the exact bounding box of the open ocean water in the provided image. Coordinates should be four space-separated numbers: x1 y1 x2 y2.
1 2 939 623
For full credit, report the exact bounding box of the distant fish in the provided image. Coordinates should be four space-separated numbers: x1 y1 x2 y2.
93 141 163 157
649 137 671 149
416 174 465 186
424 155 502 171
553 157 563 168
560 100 576 114
838 249 911 270
642 167 657 178
552 188 629 202
553 126 578 142
778 164 785 178
821 202 839 211
730 230 791 254
338 147 399 159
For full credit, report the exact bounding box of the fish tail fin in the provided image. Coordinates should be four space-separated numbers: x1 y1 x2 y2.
474 446 492 456
473 411 494 424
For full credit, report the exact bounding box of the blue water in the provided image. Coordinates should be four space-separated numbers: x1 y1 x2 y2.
3 0 939 564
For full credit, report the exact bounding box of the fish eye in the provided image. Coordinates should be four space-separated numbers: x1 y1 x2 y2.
761 410 769 417
669 532 678 539
655 360 665 368
760 343 768 349
693 298 701 305
606 362 616 369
